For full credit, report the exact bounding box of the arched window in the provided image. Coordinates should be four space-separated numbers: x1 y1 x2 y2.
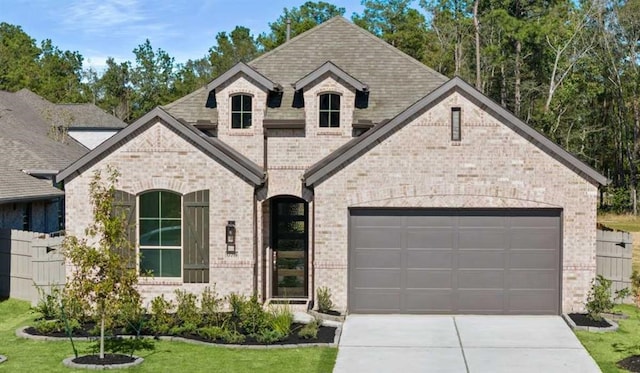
231 94 252 129
319 93 340 128
139 191 182 277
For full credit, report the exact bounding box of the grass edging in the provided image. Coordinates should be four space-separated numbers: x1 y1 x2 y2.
62 355 144 370
16 324 343 349
563 314 619 333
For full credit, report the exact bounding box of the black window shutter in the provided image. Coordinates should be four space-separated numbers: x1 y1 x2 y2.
112 190 136 270
183 190 210 283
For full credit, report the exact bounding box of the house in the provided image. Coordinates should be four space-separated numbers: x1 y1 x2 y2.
0 89 125 233
57 17 607 315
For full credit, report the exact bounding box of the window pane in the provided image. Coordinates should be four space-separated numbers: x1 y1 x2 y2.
319 112 329 127
161 192 181 219
330 112 340 127
452 108 461 141
331 94 340 110
231 95 241 111
139 192 159 218
243 113 252 128
319 94 329 110
140 220 160 246
242 95 252 111
232 113 241 128
161 249 182 277
160 220 181 246
140 249 160 276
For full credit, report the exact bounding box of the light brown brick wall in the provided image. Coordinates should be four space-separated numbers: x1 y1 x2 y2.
64 120 257 304
313 92 597 313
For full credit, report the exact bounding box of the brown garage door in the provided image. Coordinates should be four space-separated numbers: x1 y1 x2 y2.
349 209 561 314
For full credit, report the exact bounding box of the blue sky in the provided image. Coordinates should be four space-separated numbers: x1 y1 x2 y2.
1 0 365 71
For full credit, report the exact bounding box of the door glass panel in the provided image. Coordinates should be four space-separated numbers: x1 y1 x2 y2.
273 199 307 297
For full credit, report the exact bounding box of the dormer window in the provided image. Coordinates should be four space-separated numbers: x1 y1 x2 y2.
319 93 340 128
231 94 252 129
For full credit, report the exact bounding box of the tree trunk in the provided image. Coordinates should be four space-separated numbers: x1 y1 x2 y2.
100 315 105 359
500 63 507 107
473 0 481 90
514 39 522 117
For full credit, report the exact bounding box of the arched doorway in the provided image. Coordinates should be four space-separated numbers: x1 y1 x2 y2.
270 196 308 298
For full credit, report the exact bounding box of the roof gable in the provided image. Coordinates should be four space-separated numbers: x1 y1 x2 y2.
207 62 282 93
293 61 368 91
56 107 265 186
303 77 608 187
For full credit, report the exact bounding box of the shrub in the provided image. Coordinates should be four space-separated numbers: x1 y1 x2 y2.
316 287 334 313
298 319 321 340
631 271 640 305
201 285 223 326
149 295 175 335
221 329 246 344
586 275 615 321
232 294 268 335
116 298 146 335
33 286 62 320
175 289 201 327
267 305 294 337
227 293 245 319
34 319 65 334
197 326 226 341
255 329 286 344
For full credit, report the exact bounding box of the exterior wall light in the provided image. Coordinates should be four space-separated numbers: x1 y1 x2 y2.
226 220 236 253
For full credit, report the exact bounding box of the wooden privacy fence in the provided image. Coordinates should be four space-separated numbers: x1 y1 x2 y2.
0 229 65 304
596 229 633 302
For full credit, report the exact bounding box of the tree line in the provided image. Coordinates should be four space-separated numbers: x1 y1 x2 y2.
1 0 639 211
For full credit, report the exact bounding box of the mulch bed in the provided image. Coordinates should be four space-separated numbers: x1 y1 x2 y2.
318 310 342 317
567 313 612 328
618 355 640 372
73 354 136 365
24 322 336 345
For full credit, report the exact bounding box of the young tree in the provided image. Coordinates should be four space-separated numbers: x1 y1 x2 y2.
62 166 139 360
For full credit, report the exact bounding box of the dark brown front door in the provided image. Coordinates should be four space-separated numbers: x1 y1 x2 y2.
271 197 308 298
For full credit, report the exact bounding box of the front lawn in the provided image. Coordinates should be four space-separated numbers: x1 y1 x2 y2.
0 298 337 372
576 304 640 373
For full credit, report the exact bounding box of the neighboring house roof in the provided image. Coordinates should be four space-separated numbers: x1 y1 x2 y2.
303 77 609 187
15 89 126 129
56 107 266 186
163 16 448 124
0 90 90 203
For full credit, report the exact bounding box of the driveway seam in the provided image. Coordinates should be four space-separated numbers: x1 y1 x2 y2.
453 316 470 373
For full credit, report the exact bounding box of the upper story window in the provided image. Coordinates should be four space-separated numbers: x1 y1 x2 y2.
451 107 461 141
231 94 252 129
319 93 340 128
139 191 182 278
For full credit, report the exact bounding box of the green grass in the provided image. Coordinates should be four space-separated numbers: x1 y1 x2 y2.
576 304 640 373
0 298 337 372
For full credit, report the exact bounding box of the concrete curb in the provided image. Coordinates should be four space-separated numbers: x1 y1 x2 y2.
0 355 7 364
62 355 143 370
562 314 619 332
17 323 342 348
308 310 346 323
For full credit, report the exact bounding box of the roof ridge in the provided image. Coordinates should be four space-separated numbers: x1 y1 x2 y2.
250 16 346 66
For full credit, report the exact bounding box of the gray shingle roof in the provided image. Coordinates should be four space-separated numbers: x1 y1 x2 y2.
164 17 448 124
0 90 90 202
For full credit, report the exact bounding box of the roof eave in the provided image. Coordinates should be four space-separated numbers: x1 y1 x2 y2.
207 62 282 93
293 61 368 92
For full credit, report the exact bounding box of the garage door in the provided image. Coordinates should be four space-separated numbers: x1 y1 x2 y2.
349 209 561 314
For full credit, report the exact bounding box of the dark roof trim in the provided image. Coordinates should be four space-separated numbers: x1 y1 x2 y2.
263 119 305 129
0 192 64 204
293 61 368 92
304 76 608 187
56 107 265 186
67 127 123 131
207 62 282 92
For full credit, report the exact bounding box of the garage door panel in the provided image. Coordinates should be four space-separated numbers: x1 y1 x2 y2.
352 269 401 288
458 269 504 289
406 269 452 288
459 229 508 249
349 209 561 314
458 250 504 268
458 290 504 313
352 227 403 249
509 269 557 289
354 249 402 268
407 229 454 249
406 290 454 312
510 250 558 269
406 249 453 268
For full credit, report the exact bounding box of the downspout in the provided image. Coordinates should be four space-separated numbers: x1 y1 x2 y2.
253 192 258 297
310 195 315 310
261 132 268 302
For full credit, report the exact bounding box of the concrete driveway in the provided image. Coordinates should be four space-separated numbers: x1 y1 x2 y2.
333 315 601 373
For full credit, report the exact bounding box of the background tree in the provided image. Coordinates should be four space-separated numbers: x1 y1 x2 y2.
130 39 176 119
0 23 40 92
258 1 345 51
62 167 140 360
209 26 260 78
97 58 133 122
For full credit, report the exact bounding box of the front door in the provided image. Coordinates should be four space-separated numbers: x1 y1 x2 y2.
271 197 308 298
